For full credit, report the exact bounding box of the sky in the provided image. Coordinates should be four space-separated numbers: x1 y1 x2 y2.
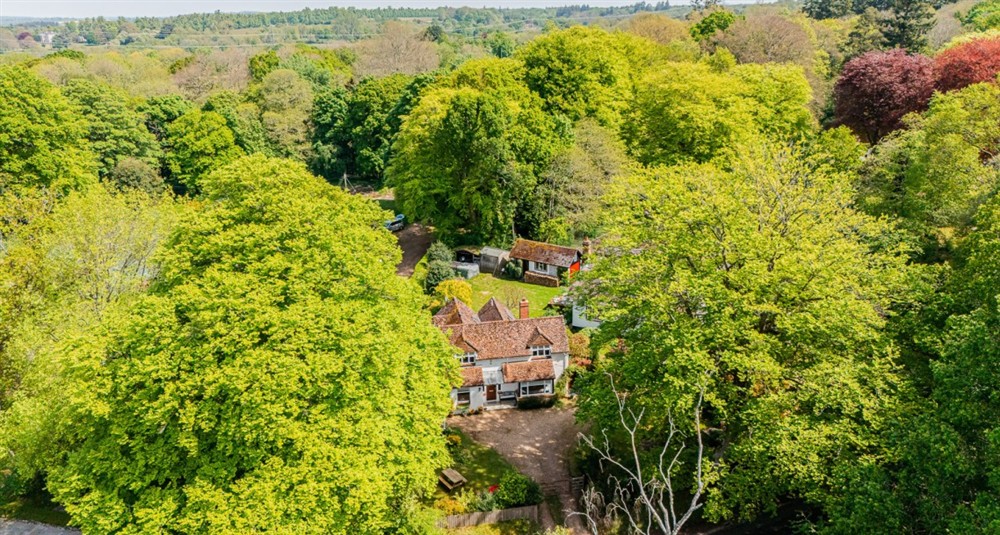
0 0 734 19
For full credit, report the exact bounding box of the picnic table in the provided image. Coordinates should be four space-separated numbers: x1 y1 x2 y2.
438 468 467 491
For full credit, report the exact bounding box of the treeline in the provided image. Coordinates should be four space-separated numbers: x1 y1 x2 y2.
2 1 1000 533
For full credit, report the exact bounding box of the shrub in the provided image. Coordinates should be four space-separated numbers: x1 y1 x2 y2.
425 260 456 292
494 472 543 508
516 394 556 410
435 278 473 306
503 260 523 280
445 431 462 449
427 241 454 264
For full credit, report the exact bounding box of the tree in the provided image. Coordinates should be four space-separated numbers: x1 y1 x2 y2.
256 69 314 161
486 31 516 58
0 65 98 194
575 143 909 523
165 110 244 193
623 62 814 166
61 79 162 179
434 279 473 306
961 0 1000 31
712 14 814 66
387 59 565 244
804 0 853 19
108 157 166 194
518 26 661 127
620 13 692 45
933 37 1000 92
0 185 180 487
310 86 350 181
690 9 736 41
202 91 272 157
881 0 935 52
353 22 440 78
138 94 193 141
840 8 887 61
248 49 280 81
43 156 457 533
577 377 706 535
834 49 934 143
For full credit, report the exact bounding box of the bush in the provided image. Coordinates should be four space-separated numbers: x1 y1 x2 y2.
503 260 523 280
435 278 473 306
427 241 453 264
494 472 543 508
425 260 456 292
516 394 556 410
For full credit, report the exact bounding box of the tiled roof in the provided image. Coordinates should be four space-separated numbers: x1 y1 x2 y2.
477 298 516 322
460 366 484 387
443 316 569 360
508 239 581 268
503 359 556 382
433 299 481 328
525 327 554 347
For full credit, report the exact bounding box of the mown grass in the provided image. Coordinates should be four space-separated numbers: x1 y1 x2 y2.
434 429 520 516
467 275 564 319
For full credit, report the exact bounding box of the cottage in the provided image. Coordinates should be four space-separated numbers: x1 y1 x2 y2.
434 297 569 410
507 239 582 287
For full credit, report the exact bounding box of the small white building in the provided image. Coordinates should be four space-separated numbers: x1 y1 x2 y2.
434 297 570 411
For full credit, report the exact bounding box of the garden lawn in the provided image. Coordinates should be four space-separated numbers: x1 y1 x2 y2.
434 429 520 515
468 275 564 318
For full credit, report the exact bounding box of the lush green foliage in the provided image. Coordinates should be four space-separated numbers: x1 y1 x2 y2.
165 110 245 192
576 143 911 521
0 65 98 194
41 156 457 533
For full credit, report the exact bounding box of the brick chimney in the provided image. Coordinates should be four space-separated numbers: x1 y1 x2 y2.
519 298 529 319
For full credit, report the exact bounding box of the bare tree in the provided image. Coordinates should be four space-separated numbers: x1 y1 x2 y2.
575 376 707 535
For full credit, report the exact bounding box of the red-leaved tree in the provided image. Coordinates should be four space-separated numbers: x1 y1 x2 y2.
934 38 1000 93
834 49 934 143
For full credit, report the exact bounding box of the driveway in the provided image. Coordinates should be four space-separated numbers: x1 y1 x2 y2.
447 407 587 533
395 223 432 277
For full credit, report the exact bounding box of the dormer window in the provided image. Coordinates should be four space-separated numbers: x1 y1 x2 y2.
530 346 551 357
459 352 477 365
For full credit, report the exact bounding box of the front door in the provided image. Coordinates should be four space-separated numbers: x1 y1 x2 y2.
486 385 497 402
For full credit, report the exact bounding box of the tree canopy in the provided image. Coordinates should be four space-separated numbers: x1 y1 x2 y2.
42 155 457 533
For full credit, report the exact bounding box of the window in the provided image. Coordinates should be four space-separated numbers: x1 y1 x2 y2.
530 346 551 357
532 261 549 273
457 352 476 365
520 381 552 396
456 389 471 405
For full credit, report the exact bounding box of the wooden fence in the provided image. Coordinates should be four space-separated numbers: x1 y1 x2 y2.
440 504 540 529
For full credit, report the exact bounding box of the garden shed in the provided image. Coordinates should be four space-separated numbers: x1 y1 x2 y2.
479 247 508 275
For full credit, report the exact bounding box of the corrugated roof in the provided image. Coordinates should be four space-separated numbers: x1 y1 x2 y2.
508 239 581 268
502 359 556 382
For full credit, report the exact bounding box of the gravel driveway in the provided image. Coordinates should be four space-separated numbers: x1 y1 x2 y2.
447 407 587 533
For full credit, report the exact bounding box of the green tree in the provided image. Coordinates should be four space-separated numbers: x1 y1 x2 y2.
165 110 244 193
61 79 162 179
881 0 934 52
690 9 737 41
388 58 566 244
0 65 98 194
255 68 314 160
309 86 350 182
576 142 910 523
43 156 457 534
0 185 179 487
622 62 814 166
203 91 272 156
518 26 662 127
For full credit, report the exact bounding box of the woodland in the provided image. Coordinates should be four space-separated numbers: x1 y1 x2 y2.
2 0 1000 533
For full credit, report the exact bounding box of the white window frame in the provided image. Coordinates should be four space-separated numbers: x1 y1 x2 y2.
458 352 476 365
456 389 471 405
532 261 549 273
530 346 551 357
519 380 552 396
